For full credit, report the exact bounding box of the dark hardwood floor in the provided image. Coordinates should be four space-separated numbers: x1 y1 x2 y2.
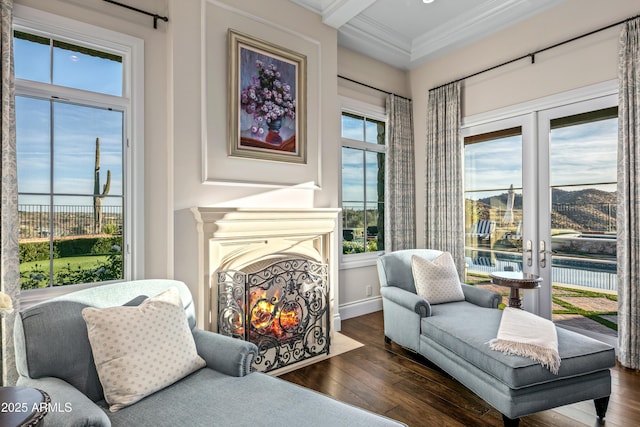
280 311 640 427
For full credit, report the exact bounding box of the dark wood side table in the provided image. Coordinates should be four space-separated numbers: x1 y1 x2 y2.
490 271 542 309
0 386 49 427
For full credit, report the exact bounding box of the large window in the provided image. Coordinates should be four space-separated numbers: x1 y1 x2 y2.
14 14 141 293
341 108 386 257
463 91 618 322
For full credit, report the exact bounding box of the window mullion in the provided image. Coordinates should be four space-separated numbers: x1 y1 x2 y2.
16 79 128 112
49 37 53 85
362 117 367 252
48 99 55 286
362 149 368 252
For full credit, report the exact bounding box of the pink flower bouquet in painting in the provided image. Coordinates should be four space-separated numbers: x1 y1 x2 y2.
240 60 296 144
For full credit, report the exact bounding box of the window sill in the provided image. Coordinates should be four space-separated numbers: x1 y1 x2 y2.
19 280 119 310
340 252 383 270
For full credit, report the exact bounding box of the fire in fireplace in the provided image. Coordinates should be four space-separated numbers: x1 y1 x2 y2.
217 257 330 372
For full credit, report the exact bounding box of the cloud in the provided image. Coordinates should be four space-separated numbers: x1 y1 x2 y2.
464 117 617 193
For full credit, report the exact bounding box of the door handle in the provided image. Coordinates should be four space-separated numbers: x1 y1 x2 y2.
539 240 547 268
525 240 533 267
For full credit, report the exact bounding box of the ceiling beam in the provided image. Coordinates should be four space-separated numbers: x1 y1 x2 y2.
322 0 377 29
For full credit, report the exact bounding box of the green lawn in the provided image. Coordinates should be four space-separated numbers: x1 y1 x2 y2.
469 274 618 332
20 255 112 289
20 255 110 273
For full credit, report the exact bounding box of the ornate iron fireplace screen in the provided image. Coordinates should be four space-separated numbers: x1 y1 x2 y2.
217 258 330 372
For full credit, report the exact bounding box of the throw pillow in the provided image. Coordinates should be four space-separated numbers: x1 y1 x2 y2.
19 294 149 403
82 287 205 412
411 252 465 304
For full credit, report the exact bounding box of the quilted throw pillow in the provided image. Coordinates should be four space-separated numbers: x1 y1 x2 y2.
411 252 465 304
82 287 205 412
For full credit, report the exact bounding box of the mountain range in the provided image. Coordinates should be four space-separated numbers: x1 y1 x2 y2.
474 188 616 233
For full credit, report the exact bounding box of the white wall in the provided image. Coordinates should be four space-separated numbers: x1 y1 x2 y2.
170 0 342 325
16 0 410 328
338 45 411 105
410 0 639 248
170 0 338 213
24 0 621 325
337 46 409 319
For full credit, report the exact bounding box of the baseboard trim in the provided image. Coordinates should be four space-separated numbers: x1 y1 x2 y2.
339 296 382 320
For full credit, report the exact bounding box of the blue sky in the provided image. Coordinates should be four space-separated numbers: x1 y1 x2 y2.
342 115 382 204
340 113 618 207
464 117 617 200
550 119 617 186
15 34 123 207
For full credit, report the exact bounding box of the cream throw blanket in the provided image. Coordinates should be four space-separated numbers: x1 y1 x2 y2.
488 307 561 374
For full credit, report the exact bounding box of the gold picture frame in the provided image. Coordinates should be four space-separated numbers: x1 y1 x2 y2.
228 29 307 164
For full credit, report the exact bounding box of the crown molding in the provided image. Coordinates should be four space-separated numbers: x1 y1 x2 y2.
410 0 566 67
290 0 566 70
348 12 412 53
323 0 376 28
338 22 411 69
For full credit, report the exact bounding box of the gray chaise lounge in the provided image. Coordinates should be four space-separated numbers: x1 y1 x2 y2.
377 249 616 427
14 279 404 426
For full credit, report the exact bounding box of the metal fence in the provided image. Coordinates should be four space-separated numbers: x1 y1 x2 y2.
19 204 123 239
552 202 617 233
466 253 617 292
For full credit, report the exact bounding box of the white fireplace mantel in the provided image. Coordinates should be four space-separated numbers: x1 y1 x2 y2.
190 207 341 333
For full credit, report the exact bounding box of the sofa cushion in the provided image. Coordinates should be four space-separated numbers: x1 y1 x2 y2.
83 288 205 412
411 253 464 304
420 302 615 389
103 368 403 426
18 295 148 402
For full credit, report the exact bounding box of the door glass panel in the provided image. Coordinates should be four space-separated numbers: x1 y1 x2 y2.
464 127 523 281
549 108 617 293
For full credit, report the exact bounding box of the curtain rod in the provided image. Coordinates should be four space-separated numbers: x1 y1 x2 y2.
430 12 640 92
103 0 169 29
338 75 412 101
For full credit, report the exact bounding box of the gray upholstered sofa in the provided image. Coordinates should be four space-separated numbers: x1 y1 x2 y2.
378 249 616 427
14 279 404 426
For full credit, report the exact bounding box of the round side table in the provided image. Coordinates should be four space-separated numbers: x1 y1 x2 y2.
489 271 542 309
0 386 49 427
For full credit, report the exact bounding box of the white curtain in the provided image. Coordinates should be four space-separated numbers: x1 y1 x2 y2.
424 82 464 276
617 16 640 370
1 0 18 385
385 94 416 251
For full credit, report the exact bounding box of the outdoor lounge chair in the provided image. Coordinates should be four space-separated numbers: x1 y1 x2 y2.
468 220 496 247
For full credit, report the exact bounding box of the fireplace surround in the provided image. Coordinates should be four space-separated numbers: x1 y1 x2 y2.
189 208 340 372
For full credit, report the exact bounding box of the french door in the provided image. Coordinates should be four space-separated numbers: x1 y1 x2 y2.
463 93 618 319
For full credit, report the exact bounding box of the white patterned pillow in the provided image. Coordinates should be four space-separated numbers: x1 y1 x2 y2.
82 288 205 412
411 252 465 304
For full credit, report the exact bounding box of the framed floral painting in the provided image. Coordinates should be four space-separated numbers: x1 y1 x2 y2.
228 30 307 163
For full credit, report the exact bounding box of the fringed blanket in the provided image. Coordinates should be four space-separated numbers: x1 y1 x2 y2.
488 307 561 374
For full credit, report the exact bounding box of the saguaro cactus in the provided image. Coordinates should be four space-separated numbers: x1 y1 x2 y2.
93 137 111 234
